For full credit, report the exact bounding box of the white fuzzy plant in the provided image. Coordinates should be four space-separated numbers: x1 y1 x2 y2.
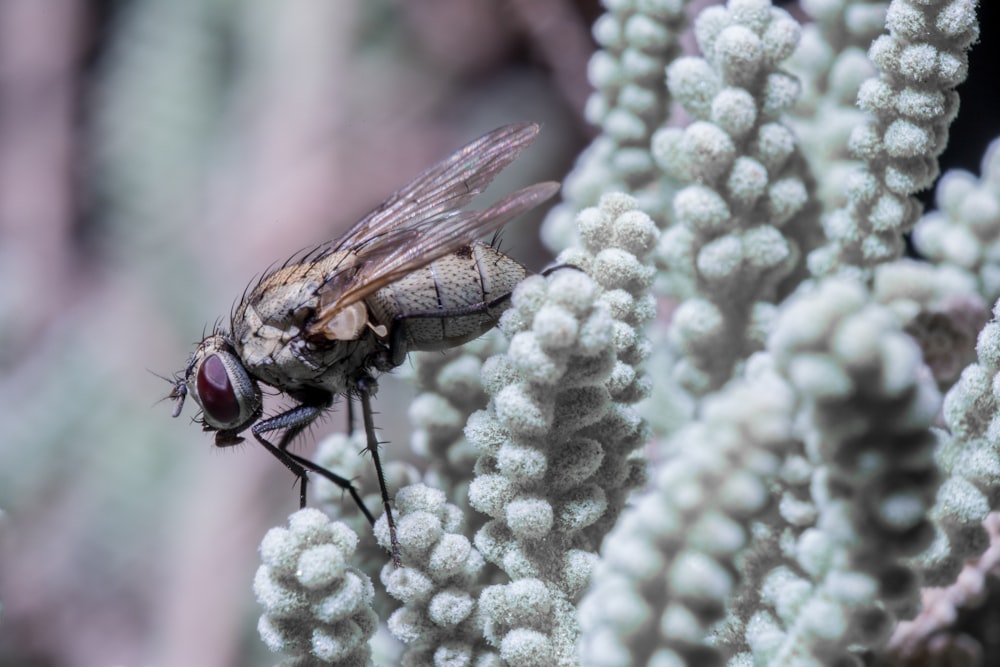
254 1 1000 666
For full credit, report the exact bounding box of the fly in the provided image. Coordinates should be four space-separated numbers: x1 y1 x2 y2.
168 123 559 566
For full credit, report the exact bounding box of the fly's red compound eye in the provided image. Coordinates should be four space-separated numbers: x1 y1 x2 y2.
183 336 262 432
197 353 241 425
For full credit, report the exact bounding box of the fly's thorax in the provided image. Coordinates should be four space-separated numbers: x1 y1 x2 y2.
234 261 329 339
232 257 333 376
366 241 526 352
184 334 262 432
232 254 383 395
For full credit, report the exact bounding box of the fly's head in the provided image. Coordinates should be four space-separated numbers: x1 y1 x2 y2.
170 334 262 440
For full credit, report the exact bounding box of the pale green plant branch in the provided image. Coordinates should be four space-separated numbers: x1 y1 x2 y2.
652 0 823 395
808 0 979 275
250 2 1000 666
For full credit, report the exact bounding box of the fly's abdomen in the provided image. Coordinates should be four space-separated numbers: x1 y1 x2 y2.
367 242 526 351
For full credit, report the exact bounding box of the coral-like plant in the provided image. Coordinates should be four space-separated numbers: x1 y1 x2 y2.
251 1 1000 665
255 509 378 666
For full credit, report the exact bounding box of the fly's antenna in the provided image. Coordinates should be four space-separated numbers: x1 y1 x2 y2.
149 368 188 417
169 381 188 418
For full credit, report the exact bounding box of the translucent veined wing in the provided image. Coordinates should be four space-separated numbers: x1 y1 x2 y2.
325 122 545 256
308 182 558 337
306 124 558 338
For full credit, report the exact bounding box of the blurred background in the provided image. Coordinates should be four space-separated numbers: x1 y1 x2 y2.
2 1 999 666
0 1 595 665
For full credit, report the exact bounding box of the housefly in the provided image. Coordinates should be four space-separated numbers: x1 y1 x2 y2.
169 123 559 565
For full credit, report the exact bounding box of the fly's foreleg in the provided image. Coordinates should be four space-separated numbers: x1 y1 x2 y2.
249 402 376 526
250 403 325 508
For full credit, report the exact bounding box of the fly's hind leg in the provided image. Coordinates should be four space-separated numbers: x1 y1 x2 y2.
541 263 584 277
381 267 584 365
383 291 516 366
250 402 326 508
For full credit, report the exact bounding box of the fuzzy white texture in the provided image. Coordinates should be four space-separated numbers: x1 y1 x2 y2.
372 484 497 666
312 432 422 597
243 0 996 664
543 0 689 252
539 0 987 664
461 193 657 665
912 137 1000 303
579 353 795 667
870 258 988 389
255 509 377 666
808 0 979 275
649 0 821 396
913 299 1000 584
785 0 884 210
404 330 509 525
733 277 942 664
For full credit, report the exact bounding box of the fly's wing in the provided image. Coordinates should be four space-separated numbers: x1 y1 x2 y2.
305 123 558 339
307 180 559 339
325 122 544 257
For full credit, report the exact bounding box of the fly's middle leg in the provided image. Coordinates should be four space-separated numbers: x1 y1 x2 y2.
354 375 403 568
